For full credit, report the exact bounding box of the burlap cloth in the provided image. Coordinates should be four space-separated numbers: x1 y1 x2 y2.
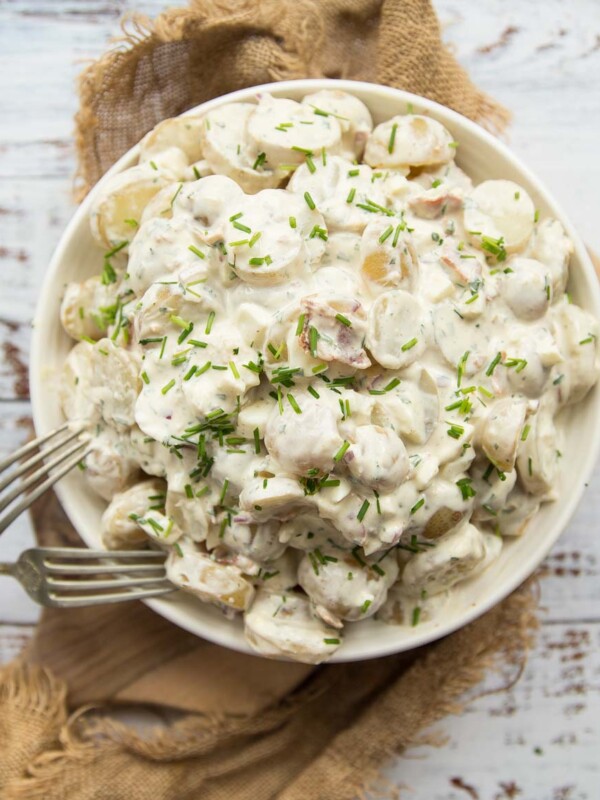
0 2 540 798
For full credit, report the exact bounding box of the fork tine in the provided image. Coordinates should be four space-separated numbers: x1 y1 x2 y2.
0 425 87 493
47 574 168 591
0 447 91 534
44 561 167 575
0 422 79 474
0 439 88 514
39 548 167 560
48 585 175 607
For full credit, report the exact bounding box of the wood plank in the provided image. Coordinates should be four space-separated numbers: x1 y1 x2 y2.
0 624 36 664
387 620 600 798
0 178 76 400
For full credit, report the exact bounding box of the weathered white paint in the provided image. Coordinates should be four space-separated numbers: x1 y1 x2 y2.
0 0 599 795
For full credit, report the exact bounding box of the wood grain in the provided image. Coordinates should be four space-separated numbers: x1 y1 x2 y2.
0 0 599 796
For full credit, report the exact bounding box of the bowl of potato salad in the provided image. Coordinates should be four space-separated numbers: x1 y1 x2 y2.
30 80 600 663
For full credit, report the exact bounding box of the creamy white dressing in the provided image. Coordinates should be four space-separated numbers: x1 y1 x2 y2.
59 91 600 664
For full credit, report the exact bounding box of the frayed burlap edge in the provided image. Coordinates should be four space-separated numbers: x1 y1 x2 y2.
1 580 538 800
74 0 327 200
73 0 510 200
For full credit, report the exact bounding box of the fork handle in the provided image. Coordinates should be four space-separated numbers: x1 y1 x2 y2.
0 562 14 576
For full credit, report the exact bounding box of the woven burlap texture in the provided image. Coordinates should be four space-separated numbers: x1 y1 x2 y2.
75 0 509 196
0 1 530 798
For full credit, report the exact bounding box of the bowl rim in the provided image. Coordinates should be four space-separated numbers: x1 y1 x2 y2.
30 78 600 662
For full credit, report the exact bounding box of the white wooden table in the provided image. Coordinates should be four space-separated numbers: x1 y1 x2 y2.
1 1 599 796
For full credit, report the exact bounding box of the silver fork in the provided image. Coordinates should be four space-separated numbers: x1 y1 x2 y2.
0 547 174 607
0 422 91 534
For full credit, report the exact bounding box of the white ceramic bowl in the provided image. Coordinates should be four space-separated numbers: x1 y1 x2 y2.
30 79 600 662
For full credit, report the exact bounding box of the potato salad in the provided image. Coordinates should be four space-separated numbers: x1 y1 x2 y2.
59 90 600 663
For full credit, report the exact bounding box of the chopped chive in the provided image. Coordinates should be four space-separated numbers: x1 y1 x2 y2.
309 326 319 357
188 339 207 349
312 363 327 374
188 244 206 258
253 427 261 454
248 231 262 248
219 479 229 505
379 225 394 244
196 361 211 376
456 477 476 500
334 440 350 462
287 393 302 414
411 607 421 627
579 336 595 345
295 313 306 336
124 218 138 228
447 423 465 440
445 400 462 411
504 357 528 372
252 152 266 170
291 145 314 155
205 311 215 334
482 463 494 483
184 365 197 381
324 638 341 645
170 314 189 330
233 221 252 233
456 350 470 387
141 370 150 385
306 154 317 174
104 240 128 259
410 497 425 514
478 385 493 398
346 187 356 204
229 361 240 379
401 337 418 352
243 361 262 374
335 313 352 327
357 499 370 522
309 225 328 241
101 259 117 285
171 349 191 366
308 385 320 399
170 183 183 209
161 379 176 395
289 216 297 229
193 166 201 179
304 192 316 210
159 336 167 359
184 484 194 499
388 123 398 154
149 160 158 171
486 352 503 376
310 105 350 121
228 239 249 248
